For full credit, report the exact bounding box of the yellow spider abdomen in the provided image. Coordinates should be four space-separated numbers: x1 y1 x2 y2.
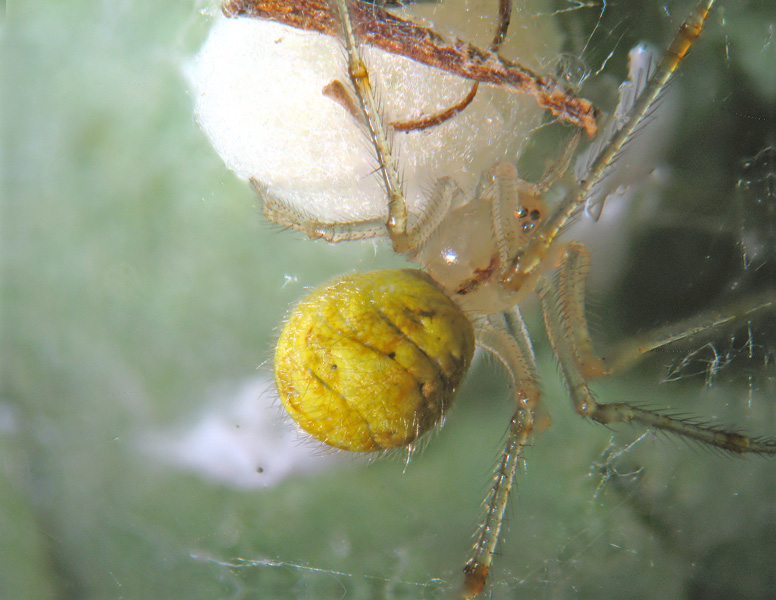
274 269 475 452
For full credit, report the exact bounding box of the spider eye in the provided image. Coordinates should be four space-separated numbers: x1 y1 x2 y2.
516 207 529 219
530 209 541 221
274 269 475 452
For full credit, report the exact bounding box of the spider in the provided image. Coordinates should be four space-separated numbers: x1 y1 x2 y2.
204 0 776 596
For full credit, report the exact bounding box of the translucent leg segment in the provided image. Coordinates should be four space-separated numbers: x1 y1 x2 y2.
255 178 386 242
254 175 460 247
465 308 544 598
539 250 776 456
603 290 776 375
330 0 410 252
501 0 718 293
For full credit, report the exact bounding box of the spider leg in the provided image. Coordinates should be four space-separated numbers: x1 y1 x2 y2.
404 176 462 250
487 162 562 286
254 166 460 246
551 241 776 378
488 162 522 275
531 128 583 196
501 0 718 292
252 178 386 242
550 242 608 379
540 248 776 455
601 289 776 375
543 242 776 379
331 0 410 252
463 308 545 598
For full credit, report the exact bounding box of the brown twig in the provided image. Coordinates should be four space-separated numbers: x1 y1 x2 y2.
389 0 509 134
222 0 599 136
391 83 479 132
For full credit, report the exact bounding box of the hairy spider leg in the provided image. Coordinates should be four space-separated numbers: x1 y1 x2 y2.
462 307 544 598
331 0 410 252
539 242 776 381
603 291 776 376
542 243 776 455
500 0 718 293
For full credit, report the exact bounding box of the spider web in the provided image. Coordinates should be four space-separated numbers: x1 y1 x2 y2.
2 1 775 600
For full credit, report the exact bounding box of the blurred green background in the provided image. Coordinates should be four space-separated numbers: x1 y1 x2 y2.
3 1 774 599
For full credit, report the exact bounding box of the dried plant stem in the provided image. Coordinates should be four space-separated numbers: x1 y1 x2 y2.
222 0 599 136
